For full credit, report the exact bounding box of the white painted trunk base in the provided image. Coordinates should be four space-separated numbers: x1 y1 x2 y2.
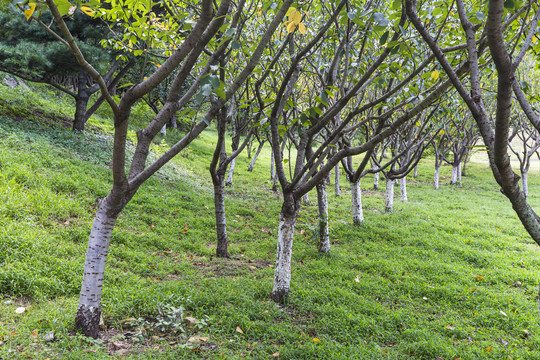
385 179 394 213
457 163 462 181
400 176 407 202
272 212 298 302
334 164 340 196
76 200 118 337
451 165 459 184
226 158 236 186
522 171 529 198
351 180 364 225
373 172 379 190
434 166 440 190
317 183 330 253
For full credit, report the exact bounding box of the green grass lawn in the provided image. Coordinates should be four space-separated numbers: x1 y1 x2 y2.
1 82 540 359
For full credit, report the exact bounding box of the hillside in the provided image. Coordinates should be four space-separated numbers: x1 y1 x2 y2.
1 82 540 359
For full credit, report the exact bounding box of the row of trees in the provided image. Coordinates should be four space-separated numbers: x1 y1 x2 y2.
9 0 540 337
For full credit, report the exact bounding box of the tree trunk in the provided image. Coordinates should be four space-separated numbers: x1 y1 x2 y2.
73 93 90 131
271 196 300 304
302 192 310 205
385 179 394 213
213 180 229 258
457 162 462 181
451 165 459 185
413 164 418 178
270 152 275 180
160 124 167 136
434 165 440 190
75 198 120 338
522 170 529 198
226 158 236 186
373 172 379 190
247 141 265 171
316 182 330 253
334 163 340 196
169 114 177 129
400 176 408 202
351 179 364 225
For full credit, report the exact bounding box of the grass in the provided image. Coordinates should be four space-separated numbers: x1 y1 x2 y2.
1 80 540 359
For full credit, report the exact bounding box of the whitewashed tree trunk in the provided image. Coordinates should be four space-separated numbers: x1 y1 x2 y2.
400 176 408 202
522 170 529 198
214 181 229 257
271 203 299 303
457 162 462 181
373 172 379 190
160 124 167 136
247 141 264 171
302 192 310 205
334 163 340 196
434 166 440 190
451 165 459 184
316 183 330 253
225 158 236 186
270 152 275 180
385 179 394 213
413 165 418 178
351 179 364 225
75 199 119 338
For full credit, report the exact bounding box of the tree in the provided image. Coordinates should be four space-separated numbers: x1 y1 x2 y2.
0 4 133 131
405 0 540 290
31 0 294 337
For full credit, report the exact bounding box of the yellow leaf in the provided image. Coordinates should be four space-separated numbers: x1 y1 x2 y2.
24 3 36 21
292 11 302 25
236 326 244 334
431 70 440 80
285 7 296 17
485 346 492 352
313 338 320 343
287 22 296 33
416 121 421 126
80 6 94 17
298 23 306 35
533 35 538 43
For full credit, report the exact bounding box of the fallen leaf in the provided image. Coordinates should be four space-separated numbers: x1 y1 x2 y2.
445 325 455 330
313 338 320 343
272 351 280 357
475 275 484 281
500 338 508 346
30 329 38 338
188 336 209 344
184 316 198 327
485 346 492 352
15 307 25 314
500 311 508 317
236 326 244 334
112 342 126 349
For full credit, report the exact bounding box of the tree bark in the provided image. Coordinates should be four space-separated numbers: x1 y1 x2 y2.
413 164 418 178
434 165 440 190
457 163 462 181
373 172 379 190
522 170 529 198
75 197 121 338
316 182 330 253
400 176 408 202
451 165 459 184
334 163 340 196
247 141 265 171
213 180 229 258
73 92 90 131
226 158 236 186
302 192 310 205
385 179 394 213
271 196 300 304
351 179 364 225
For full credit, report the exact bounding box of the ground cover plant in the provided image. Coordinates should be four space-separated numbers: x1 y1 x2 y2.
1 81 540 359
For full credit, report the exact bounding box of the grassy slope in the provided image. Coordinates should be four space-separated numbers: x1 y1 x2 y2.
1 83 540 359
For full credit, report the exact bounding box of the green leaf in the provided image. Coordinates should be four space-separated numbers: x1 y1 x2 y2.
504 0 514 9
210 75 220 89
231 40 241 50
201 84 213 97
214 87 226 99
